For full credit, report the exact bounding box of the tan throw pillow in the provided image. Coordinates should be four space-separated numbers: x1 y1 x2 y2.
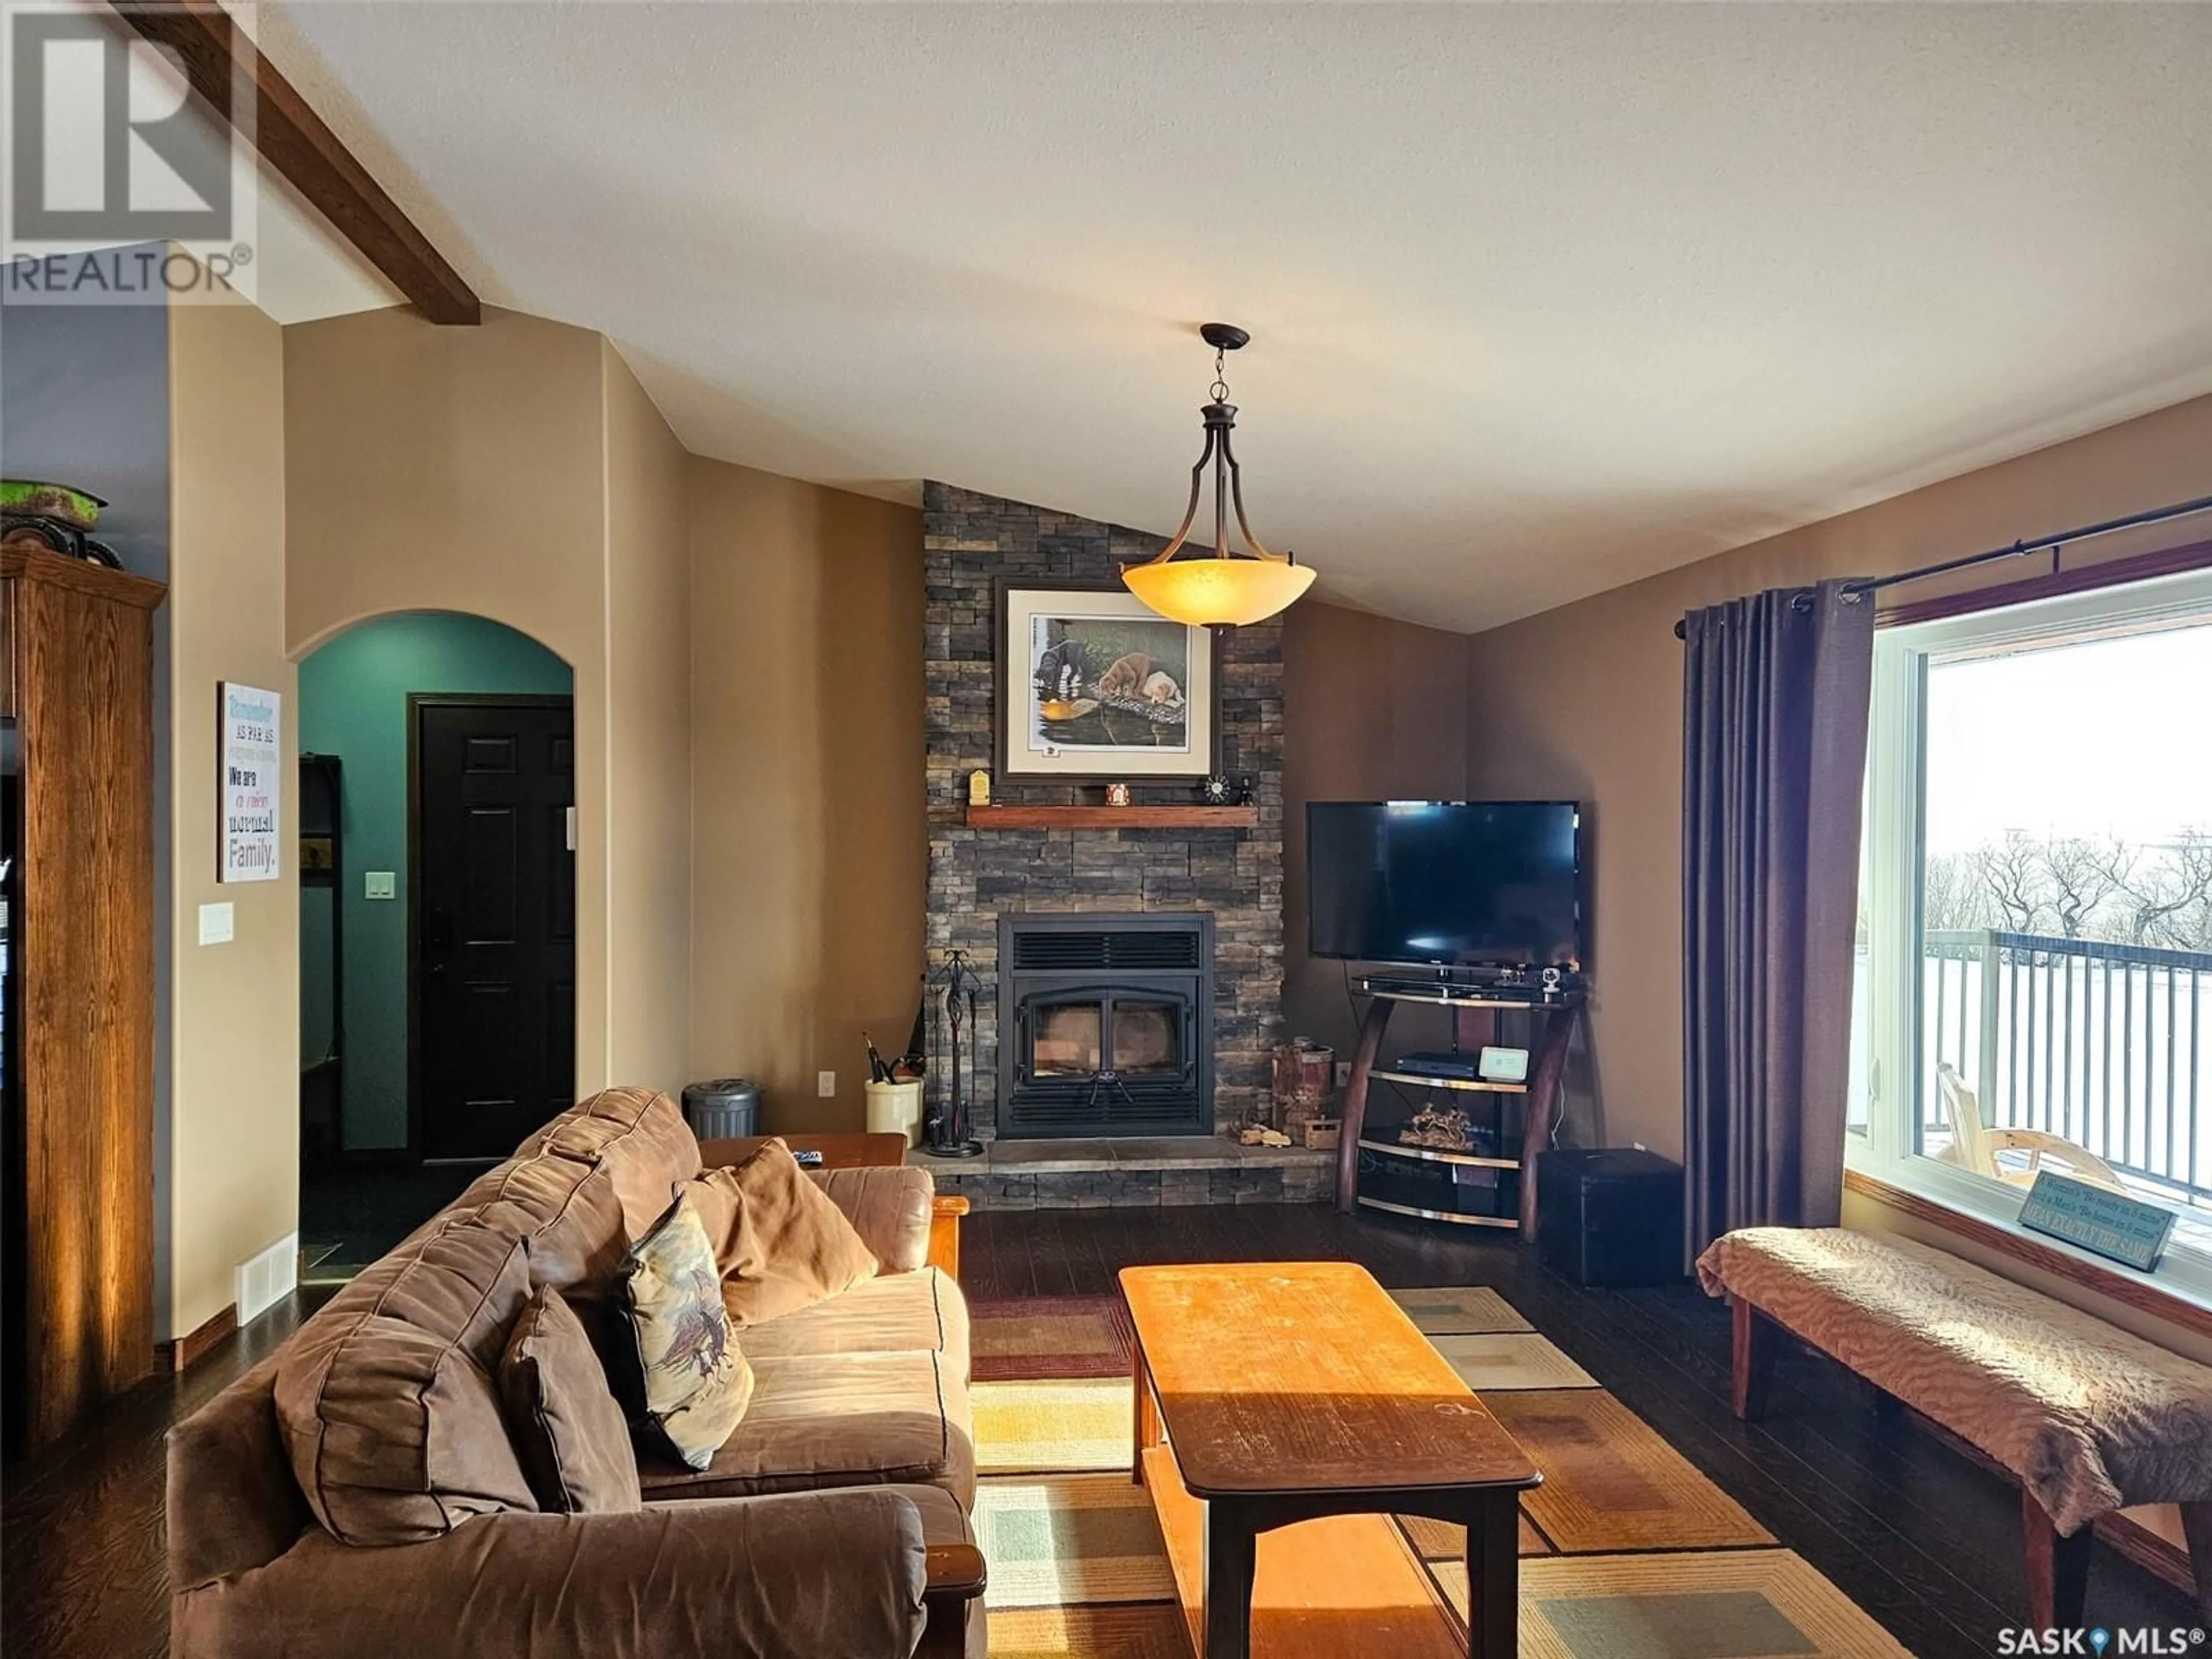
499 1287 642 1513
687 1139 880 1327
274 1220 538 1546
619 1193 755 1471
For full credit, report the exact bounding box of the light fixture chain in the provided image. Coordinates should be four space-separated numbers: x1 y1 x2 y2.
1210 342 1230 404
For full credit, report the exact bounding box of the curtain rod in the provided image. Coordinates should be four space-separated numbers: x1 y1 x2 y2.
1672 493 2212 639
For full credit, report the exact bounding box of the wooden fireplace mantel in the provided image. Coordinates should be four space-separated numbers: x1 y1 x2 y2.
964 804 1259 830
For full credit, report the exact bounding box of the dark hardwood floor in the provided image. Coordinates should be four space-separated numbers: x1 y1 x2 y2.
964 1204 2205 1659
2 1202 2199 1657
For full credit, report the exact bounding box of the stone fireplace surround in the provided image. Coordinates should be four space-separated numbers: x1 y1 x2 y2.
920 482 1330 1206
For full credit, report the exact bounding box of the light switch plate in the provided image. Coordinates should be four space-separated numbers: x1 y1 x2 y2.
817 1070 837 1098
365 871 396 900
198 902 235 945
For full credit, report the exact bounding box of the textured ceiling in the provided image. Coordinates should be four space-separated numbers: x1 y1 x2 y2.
253 2 2212 632
26 2 404 325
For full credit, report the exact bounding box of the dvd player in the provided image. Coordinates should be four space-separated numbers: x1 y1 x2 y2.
1392 1051 1483 1081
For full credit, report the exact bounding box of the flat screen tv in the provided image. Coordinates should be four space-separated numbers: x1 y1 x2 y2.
1306 801 1583 969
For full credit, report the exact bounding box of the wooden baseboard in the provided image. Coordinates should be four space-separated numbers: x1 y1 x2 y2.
156 1304 237 1375
2098 1509 2198 1598
1906 1395 2199 1598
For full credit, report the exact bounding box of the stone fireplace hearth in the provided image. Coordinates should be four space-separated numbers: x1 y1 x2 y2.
922 481 1286 1143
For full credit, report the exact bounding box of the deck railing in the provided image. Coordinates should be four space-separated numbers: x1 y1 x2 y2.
1919 930 2212 1207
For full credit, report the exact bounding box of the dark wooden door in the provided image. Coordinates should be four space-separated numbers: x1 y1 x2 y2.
414 699 575 1162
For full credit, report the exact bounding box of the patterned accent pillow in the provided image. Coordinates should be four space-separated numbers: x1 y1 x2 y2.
617 1193 755 1471
498 1286 641 1513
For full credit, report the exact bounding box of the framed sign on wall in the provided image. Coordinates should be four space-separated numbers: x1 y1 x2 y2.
219 681 282 882
994 582 1220 781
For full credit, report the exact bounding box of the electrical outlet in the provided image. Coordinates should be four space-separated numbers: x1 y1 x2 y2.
817 1070 837 1098
1335 1060 1352 1087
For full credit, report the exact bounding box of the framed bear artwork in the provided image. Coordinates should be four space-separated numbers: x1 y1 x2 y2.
994 582 1222 781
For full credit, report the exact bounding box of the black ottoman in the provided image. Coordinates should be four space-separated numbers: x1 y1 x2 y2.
1537 1147 1685 1287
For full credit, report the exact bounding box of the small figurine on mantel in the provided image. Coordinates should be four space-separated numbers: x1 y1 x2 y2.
1399 1104 1478 1153
968 770 991 807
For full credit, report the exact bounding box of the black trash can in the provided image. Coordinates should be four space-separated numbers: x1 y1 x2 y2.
1537 1147 1684 1287
681 1078 761 1140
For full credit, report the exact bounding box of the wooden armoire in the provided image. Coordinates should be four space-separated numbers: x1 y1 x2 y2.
1 543 165 1451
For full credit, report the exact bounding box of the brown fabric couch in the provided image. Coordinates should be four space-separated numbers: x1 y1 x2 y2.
169 1089 984 1659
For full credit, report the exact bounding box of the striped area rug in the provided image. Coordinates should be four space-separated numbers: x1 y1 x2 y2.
971 1285 1895 1657
1429 1550 1914 1658
973 1475 1175 1607
969 1294 1136 1381
974 1377 1134 1475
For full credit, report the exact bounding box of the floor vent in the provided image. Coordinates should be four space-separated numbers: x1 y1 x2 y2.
237 1232 300 1325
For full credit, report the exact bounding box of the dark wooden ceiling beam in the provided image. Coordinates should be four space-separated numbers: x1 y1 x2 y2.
108 0 480 324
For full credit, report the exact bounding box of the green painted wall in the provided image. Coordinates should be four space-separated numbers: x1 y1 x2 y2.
298 612 572 1152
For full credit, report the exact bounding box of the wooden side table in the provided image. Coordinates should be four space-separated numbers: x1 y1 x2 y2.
696 1131 908 1169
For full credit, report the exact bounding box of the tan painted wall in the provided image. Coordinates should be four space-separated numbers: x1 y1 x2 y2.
687 457 925 1134
1281 601 1472 1060
282 305 614 1094
1463 393 2212 1159
600 343 693 1092
165 293 298 1339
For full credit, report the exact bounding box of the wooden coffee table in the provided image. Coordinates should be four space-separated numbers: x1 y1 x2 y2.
1122 1262 1541 1659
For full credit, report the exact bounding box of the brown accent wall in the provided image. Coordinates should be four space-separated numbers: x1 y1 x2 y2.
1281 601 1472 1059
601 342 694 1092
1463 393 2212 1158
166 291 298 1340
686 457 926 1134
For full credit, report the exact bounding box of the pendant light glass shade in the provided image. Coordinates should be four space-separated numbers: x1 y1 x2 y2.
1122 323 1314 628
1123 555 1316 628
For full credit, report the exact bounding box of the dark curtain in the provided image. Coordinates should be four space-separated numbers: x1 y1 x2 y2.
1682 579 1875 1262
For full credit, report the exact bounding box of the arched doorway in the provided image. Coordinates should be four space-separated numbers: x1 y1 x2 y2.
296 611 574 1278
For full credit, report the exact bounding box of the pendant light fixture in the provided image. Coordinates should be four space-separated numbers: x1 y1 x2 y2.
1122 323 1316 628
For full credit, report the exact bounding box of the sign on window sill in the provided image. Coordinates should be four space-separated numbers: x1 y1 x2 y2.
2017 1172 2177 1274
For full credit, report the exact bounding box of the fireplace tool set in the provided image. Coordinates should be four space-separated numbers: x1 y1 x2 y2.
922 950 986 1157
